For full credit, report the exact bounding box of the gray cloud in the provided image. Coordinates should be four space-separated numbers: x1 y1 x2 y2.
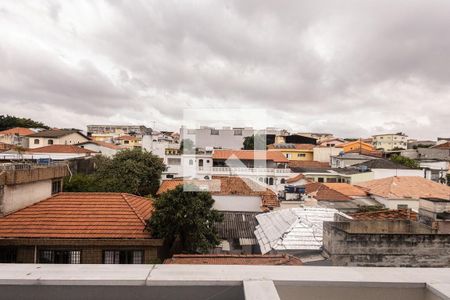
0 0 449 139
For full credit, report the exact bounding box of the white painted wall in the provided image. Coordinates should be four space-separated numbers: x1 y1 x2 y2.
212 195 262 212
28 133 89 149
373 195 419 211
79 143 117 157
372 169 425 180
1 179 52 215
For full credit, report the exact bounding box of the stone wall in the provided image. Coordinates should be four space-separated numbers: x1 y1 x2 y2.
323 221 450 267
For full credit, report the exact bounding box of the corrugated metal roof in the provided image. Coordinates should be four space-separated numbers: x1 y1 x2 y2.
215 211 260 240
254 207 346 254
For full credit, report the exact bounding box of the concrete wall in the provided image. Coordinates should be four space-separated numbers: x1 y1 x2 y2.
373 195 419 210
323 221 450 267
372 168 425 179
79 143 117 157
212 195 262 212
313 147 342 163
1 179 52 215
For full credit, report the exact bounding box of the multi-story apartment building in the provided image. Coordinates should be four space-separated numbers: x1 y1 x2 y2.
180 126 282 149
372 132 408 151
87 125 151 141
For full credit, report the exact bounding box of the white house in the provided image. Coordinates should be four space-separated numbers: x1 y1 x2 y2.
27 129 90 149
77 141 124 158
372 132 408 151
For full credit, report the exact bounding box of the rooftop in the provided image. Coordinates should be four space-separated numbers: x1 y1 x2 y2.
77 140 124 150
432 141 450 150
0 127 35 136
0 193 157 239
212 150 289 163
323 183 368 197
157 176 279 210
164 254 302 265
26 145 97 154
215 211 259 240
288 160 330 172
352 158 413 169
349 209 418 221
254 207 345 254
27 129 86 138
305 182 352 201
356 176 450 199
267 143 315 150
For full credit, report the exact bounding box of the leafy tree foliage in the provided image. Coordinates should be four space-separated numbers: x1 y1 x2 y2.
390 154 420 168
149 185 223 253
0 115 49 131
180 138 195 154
243 134 267 150
63 149 165 196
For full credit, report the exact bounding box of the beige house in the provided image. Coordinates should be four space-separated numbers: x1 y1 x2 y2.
372 132 408 151
26 130 90 149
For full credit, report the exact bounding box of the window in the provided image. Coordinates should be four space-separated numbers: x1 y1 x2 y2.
397 204 408 209
268 178 274 185
103 250 143 264
297 153 306 157
124 140 129 144
199 159 204 167
52 180 62 194
285 153 291 159
0 247 17 263
233 129 243 136
210 129 219 135
318 177 324 183
34 139 40 145
189 159 193 166
48 139 54 145
39 250 81 264
280 178 286 184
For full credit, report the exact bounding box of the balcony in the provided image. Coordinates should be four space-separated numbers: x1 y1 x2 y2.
198 167 291 176
0 265 449 300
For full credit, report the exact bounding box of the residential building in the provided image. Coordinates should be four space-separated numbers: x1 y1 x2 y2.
115 135 141 149
331 152 381 168
356 176 450 210
0 193 163 263
319 138 345 147
87 125 151 141
157 176 280 212
341 140 377 153
407 139 436 149
163 254 302 265
275 134 317 145
0 142 14 152
313 146 342 163
254 207 346 257
296 132 333 143
76 141 124 157
348 208 418 221
267 143 314 161
180 126 282 150
351 159 425 179
26 129 90 149
213 211 260 254
0 127 35 147
419 197 450 234
372 132 408 151
0 145 97 161
0 162 68 216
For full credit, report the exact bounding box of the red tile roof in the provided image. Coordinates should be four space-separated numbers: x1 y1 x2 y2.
432 142 450 150
213 150 289 163
0 127 35 136
0 193 157 239
346 149 383 157
323 183 367 197
267 144 315 151
349 209 417 221
288 160 330 169
286 174 309 184
164 254 302 265
27 145 97 154
356 176 450 199
305 183 352 201
78 141 124 150
117 135 139 141
157 176 279 210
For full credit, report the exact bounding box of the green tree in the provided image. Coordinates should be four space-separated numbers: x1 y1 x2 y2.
390 155 420 168
149 185 223 253
63 149 166 196
0 115 49 131
180 138 195 154
243 134 266 150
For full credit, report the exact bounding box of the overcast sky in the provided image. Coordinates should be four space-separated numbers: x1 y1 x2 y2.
1 1 449 139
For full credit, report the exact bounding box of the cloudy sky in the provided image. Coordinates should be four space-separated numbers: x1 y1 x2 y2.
1 1 449 139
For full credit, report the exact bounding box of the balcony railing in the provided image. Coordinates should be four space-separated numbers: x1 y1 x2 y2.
197 167 291 175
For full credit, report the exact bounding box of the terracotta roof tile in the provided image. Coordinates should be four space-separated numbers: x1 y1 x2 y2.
323 183 367 197
432 142 450 150
356 176 450 199
27 145 97 154
164 254 302 265
267 144 315 150
27 129 87 139
286 173 309 184
0 127 35 136
213 150 289 163
117 135 139 141
349 209 417 221
157 176 279 210
288 160 330 170
0 193 156 239
305 183 352 201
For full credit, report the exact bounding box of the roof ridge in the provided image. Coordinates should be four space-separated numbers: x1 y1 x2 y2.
121 193 148 226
